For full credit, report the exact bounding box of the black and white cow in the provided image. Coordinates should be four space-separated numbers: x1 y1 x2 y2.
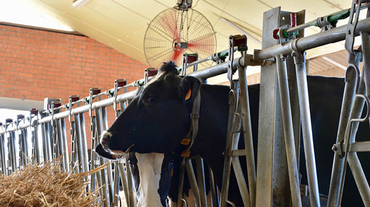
97 62 370 207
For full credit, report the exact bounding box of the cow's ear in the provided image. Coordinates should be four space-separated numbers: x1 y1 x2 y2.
179 76 201 102
95 144 116 160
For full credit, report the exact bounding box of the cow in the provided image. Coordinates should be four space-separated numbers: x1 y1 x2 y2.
96 61 370 207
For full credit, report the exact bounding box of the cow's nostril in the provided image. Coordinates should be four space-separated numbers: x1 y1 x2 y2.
101 131 112 149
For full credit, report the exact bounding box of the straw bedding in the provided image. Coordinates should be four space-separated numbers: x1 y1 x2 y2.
0 159 106 207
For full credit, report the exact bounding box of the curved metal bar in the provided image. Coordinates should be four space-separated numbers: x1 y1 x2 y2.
346 63 361 94
226 200 236 207
181 198 189 207
351 94 370 122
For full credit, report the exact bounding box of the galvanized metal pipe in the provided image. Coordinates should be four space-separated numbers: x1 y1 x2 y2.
118 160 132 207
19 128 28 167
41 123 52 163
292 52 320 207
339 31 370 206
231 156 250 207
94 107 110 207
0 133 7 175
101 107 115 205
207 166 219 207
57 119 69 171
256 17 370 60
33 123 42 164
220 83 239 207
188 61 239 80
346 32 370 206
195 156 207 207
112 163 119 207
9 131 17 173
228 103 251 207
176 160 186 207
328 45 363 207
237 63 257 207
185 158 201 207
276 55 302 207
347 152 370 206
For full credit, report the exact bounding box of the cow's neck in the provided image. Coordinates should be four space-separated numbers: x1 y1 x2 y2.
135 153 165 207
190 84 230 183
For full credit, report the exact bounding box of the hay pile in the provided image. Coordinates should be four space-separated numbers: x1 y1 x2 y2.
0 159 106 207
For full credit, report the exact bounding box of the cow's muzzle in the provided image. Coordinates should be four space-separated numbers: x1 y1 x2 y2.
100 131 112 150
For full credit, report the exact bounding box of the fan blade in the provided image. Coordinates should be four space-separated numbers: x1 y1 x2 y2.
187 33 215 54
173 49 184 62
187 42 214 54
160 15 179 40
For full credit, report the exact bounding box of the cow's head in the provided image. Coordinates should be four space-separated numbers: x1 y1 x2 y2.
96 61 201 155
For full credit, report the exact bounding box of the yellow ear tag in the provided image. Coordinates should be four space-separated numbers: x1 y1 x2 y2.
185 88 192 100
181 138 191 145
181 148 191 157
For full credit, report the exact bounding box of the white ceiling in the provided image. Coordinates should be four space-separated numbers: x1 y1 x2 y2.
21 0 354 67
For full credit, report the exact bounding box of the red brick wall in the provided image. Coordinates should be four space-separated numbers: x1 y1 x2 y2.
0 24 148 150
0 24 147 102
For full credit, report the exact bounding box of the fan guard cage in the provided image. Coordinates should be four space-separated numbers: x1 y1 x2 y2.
144 8 217 69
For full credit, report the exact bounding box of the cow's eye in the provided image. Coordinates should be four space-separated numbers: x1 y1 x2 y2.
147 96 157 103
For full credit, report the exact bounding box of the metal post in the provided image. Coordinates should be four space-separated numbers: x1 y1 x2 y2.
118 159 132 207
74 111 90 190
347 152 370 205
220 81 239 207
256 7 282 207
237 62 257 207
21 128 29 166
94 107 110 207
17 116 28 168
176 160 186 207
195 156 207 207
292 51 320 207
125 158 135 207
32 120 41 164
339 31 370 206
231 156 250 206
57 118 69 171
229 95 251 207
112 163 119 207
185 158 201 207
0 124 7 175
276 55 302 207
9 130 17 173
208 166 219 207
100 106 114 205
327 54 362 207
41 122 52 163
70 120 79 173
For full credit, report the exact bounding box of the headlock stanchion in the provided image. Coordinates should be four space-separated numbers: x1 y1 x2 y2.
68 95 80 173
176 53 212 207
30 108 41 164
17 114 28 169
2 2 370 206
275 54 302 207
219 34 262 207
328 1 370 206
0 123 6 175
7 119 17 174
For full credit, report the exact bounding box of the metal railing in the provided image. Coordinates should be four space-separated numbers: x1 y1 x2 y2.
1 2 370 206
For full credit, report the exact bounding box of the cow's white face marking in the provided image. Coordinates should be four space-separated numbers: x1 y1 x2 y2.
100 131 112 143
135 153 165 207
